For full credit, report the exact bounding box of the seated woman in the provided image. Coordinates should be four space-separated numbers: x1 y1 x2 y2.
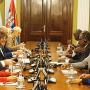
6 26 25 50
0 71 18 82
0 55 18 82
0 31 24 60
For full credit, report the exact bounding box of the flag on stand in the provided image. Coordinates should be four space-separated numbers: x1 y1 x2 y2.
0 11 3 27
6 0 19 44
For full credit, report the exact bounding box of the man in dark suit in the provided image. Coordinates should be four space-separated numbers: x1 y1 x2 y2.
69 31 90 63
0 59 16 70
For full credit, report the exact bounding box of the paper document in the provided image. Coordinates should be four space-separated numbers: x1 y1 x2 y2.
0 82 17 86
50 62 65 65
5 69 21 72
22 58 30 63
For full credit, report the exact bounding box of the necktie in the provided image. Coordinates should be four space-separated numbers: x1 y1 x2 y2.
0 48 4 57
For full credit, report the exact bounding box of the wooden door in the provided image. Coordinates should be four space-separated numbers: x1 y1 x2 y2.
21 0 73 45
21 0 45 42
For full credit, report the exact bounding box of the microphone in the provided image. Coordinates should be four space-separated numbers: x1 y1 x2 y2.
14 58 18 62
29 81 39 90
47 76 56 83
44 78 47 90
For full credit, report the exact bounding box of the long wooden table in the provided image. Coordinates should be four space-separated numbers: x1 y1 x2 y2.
0 41 90 90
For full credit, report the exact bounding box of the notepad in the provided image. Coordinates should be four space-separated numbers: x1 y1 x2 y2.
61 70 77 74
0 82 17 86
50 62 65 65
20 58 30 63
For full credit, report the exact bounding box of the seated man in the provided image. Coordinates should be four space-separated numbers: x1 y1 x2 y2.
73 29 82 45
69 31 90 63
0 58 16 70
65 29 82 58
59 31 90 63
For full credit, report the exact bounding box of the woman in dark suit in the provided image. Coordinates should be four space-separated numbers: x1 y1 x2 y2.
0 30 24 60
0 59 18 82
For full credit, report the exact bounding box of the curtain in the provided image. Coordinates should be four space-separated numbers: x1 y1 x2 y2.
77 0 89 31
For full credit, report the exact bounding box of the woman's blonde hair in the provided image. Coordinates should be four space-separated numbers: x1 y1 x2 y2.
11 27 21 33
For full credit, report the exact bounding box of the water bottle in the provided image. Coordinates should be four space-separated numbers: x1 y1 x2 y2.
65 57 69 63
9 62 13 73
17 71 25 88
13 66 15 72
57 43 61 51
67 64 75 79
21 57 26 70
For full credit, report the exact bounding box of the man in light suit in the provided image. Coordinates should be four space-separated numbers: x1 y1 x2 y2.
61 55 90 69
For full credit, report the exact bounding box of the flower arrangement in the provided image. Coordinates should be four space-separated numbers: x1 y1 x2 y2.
37 51 49 62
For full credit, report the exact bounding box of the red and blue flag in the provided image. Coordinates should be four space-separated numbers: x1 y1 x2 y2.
6 0 19 44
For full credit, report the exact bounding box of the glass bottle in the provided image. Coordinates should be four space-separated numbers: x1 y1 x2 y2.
57 43 61 51
17 71 25 88
9 62 13 73
66 64 75 84
67 64 75 79
65 57 69 63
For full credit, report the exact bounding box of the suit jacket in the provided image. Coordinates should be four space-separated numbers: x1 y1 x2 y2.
0 50 6 60
72 55 90 69
6 35 20 50
0 62 3 71
0 46 15 60
82 78 90 85
69 44 90 63
0 71 11 82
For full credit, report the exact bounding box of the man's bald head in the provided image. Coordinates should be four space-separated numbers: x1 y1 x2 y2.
73 29 82 41
0 26 8 35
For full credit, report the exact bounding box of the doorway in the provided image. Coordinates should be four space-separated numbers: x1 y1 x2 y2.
21 0 73 44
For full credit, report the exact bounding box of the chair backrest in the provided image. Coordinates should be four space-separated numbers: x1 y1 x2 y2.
88 59 90 74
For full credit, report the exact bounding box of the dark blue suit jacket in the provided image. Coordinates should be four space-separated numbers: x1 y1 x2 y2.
0 62 3 70
0 46 16 60
69 44 90 63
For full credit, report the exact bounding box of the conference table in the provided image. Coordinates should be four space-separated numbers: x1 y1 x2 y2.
0 41 90 90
